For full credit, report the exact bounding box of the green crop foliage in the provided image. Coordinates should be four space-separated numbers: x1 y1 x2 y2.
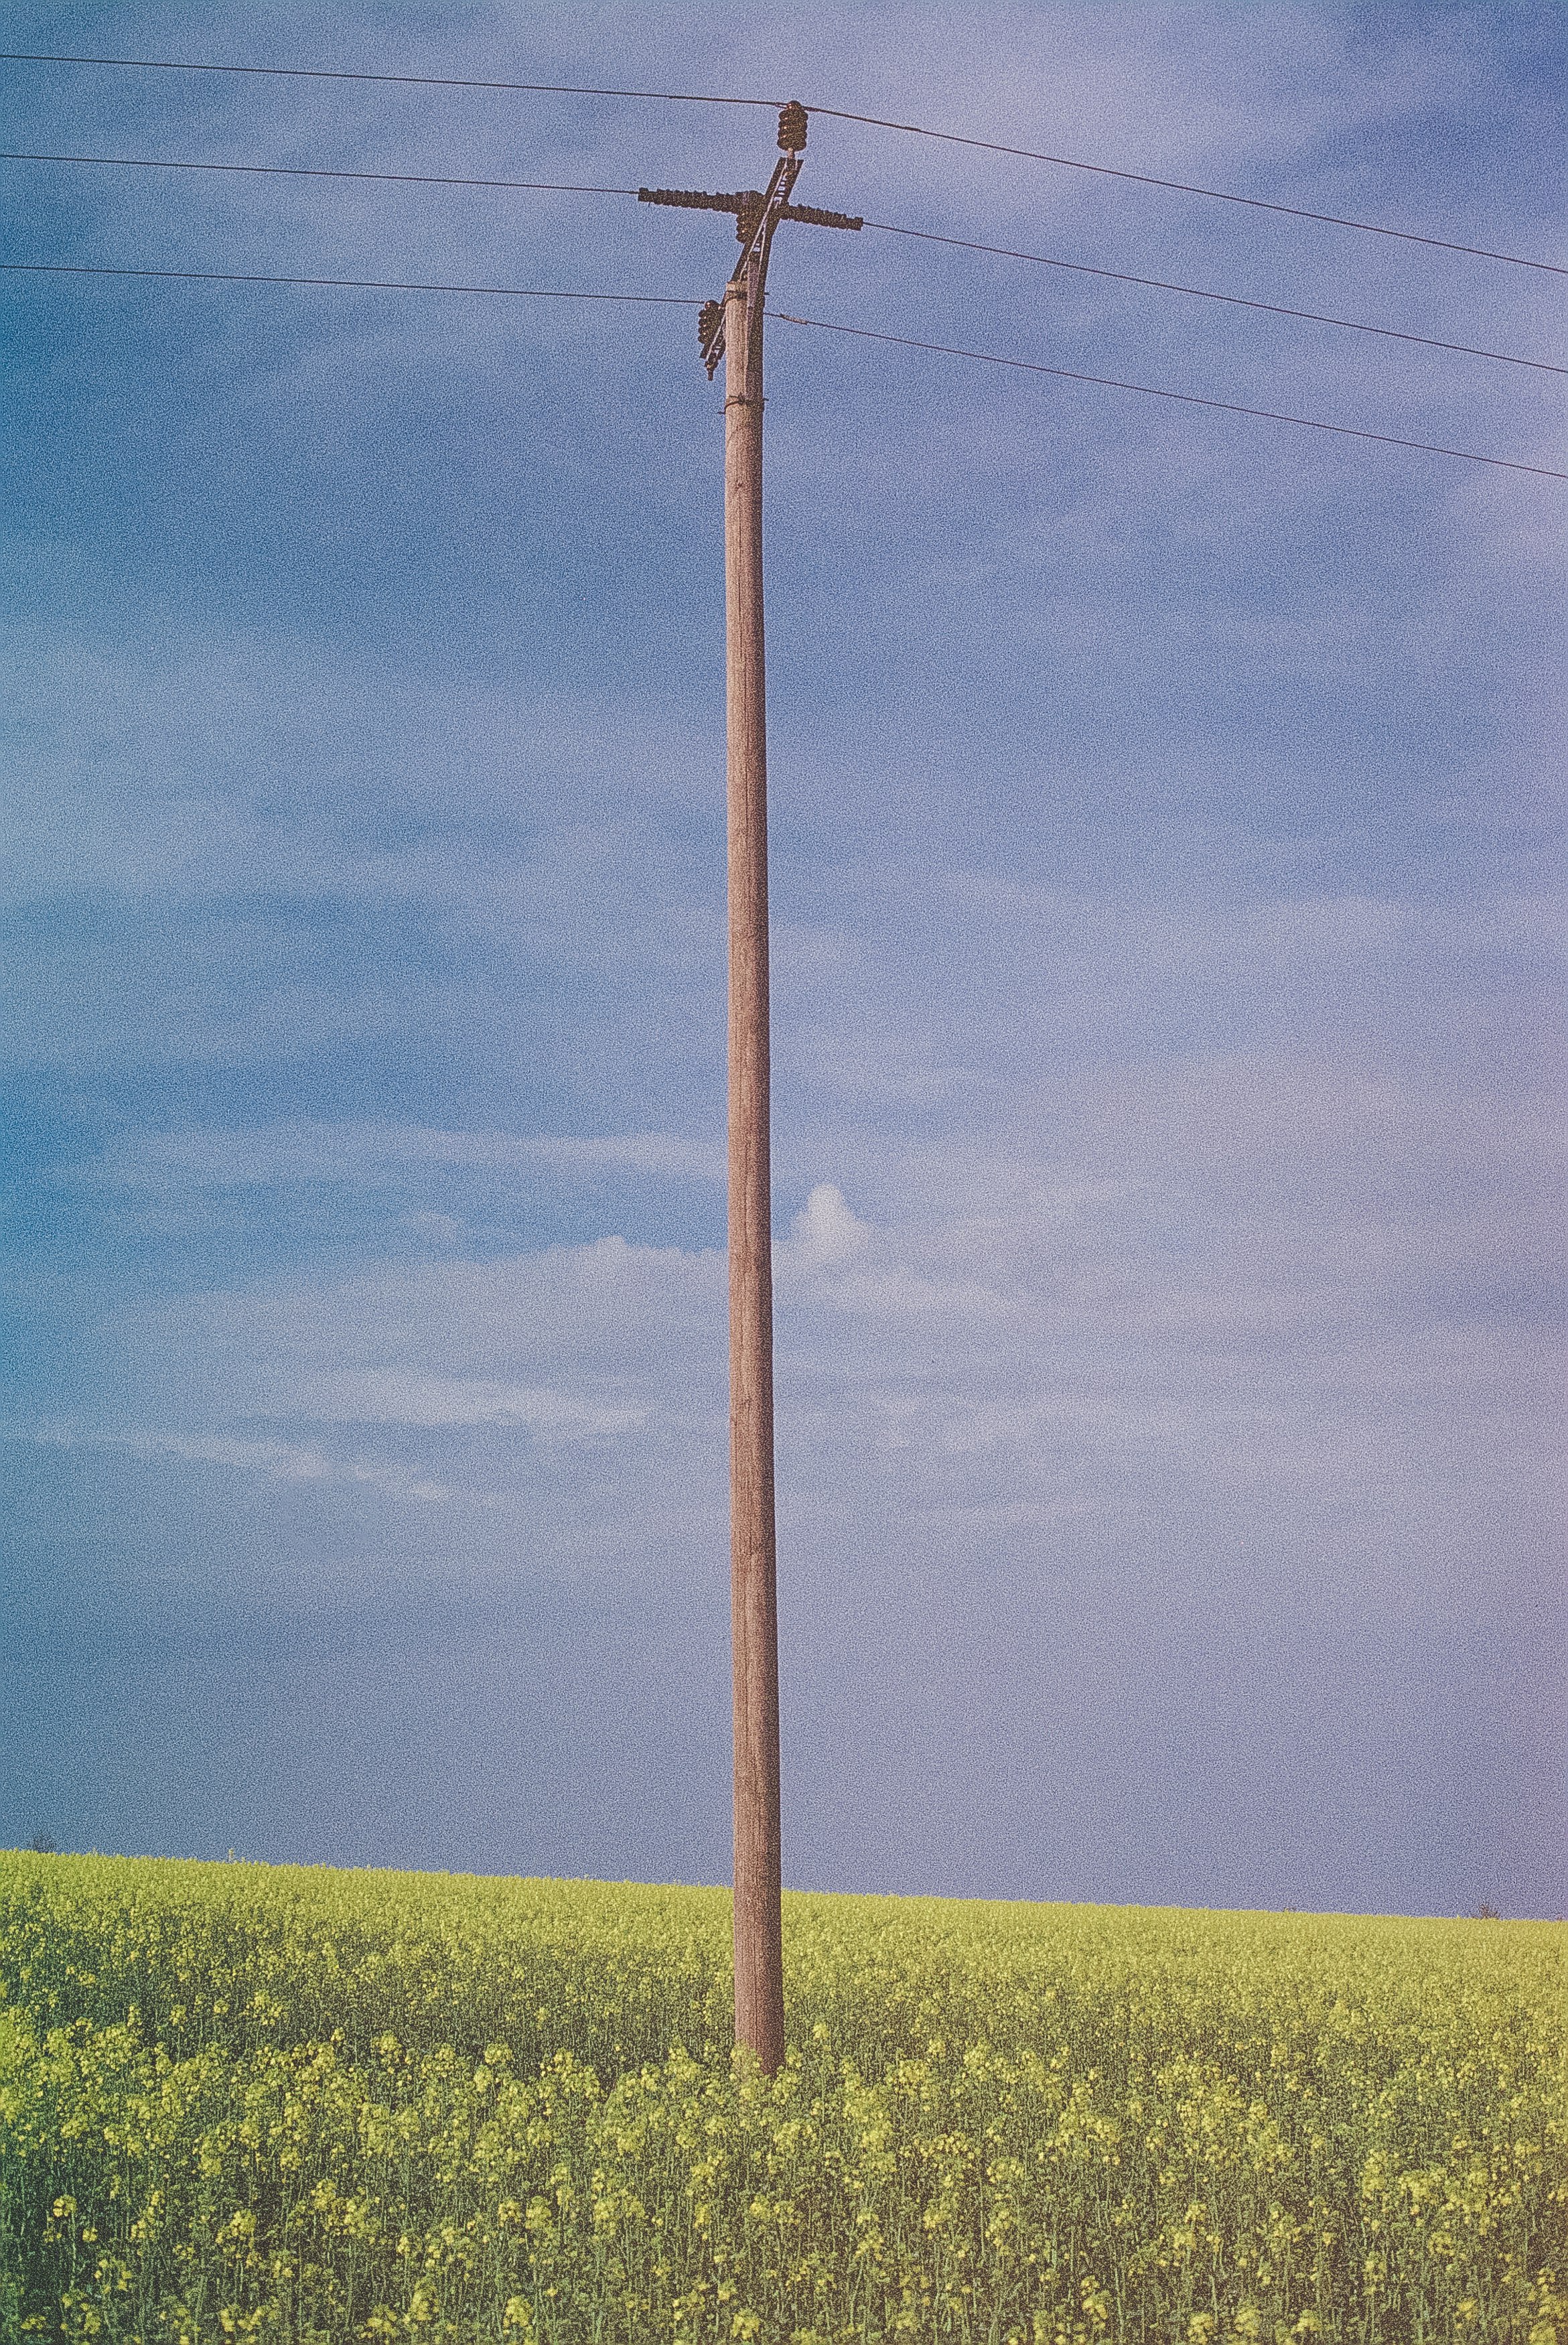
1 1854 1562 2343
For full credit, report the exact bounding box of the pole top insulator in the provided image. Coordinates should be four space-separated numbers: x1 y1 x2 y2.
777 100 808 152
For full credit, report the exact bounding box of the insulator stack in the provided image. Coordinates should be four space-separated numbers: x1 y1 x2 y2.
639 186 744 214
776 100 808 153
780 202 863 232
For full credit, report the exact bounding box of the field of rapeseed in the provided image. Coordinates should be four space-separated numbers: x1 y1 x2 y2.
0 1854 1561 2344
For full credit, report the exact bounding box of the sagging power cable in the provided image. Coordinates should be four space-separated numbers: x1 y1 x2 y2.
0 258 697 304
5 48 1562 275
773 310 1568 480
7 147 1561 376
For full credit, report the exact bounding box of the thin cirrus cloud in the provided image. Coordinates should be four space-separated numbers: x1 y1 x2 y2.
15 1420 454 1504
80 1122 727 1190
300 1369 648 1436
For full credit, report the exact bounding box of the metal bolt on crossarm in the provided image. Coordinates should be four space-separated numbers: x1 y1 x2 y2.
640 103 860 2075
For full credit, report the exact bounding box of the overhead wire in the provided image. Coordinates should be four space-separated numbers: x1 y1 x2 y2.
5 148 1563 376
4 255 1558 477
862 220 1568 377
772 312 1568 480
0 259 697 304
0 149 639 197
0 50 778 109
3 59 1559 480
5 47 1563 276
810 106 1568 277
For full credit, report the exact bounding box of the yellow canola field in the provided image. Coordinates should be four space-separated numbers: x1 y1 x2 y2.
0 1854 1562 2344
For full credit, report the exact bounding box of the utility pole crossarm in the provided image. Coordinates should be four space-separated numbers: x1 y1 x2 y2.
638 98 860 2079
638 186 863 233
640 100 861 378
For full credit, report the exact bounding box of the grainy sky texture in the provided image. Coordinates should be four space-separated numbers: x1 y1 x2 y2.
2 1 1563 1917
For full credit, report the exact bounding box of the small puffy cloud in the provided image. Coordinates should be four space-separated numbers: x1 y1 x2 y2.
788 1183 873 1268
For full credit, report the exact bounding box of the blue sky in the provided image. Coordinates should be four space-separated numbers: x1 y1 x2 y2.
2 1 1563 1918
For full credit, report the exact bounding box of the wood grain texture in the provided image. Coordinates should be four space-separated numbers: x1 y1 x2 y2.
723 265 784 2075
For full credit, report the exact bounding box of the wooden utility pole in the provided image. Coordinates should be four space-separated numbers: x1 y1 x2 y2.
722 234 784 2074
641 107 861 2075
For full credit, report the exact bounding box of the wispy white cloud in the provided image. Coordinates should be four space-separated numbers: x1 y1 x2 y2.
13 1420 453 1504
299 1369 646 1436
0 618 720 912
33 1022 1555 1607
82 1121 725 1190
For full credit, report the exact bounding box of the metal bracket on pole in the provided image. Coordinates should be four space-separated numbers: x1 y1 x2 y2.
638 102 862 379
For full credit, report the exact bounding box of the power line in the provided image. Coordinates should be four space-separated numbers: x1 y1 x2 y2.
0 50 777 108
773 312 1568 480
812 107 1568 278
865 220 1568 377
0 259 697 304
9 149 1562 378
8 253 1558 478
7 48 1561 277
0 149 638 197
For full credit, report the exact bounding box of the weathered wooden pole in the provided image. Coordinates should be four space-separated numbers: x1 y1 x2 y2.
638 108 859 2076
723 253 785 2074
